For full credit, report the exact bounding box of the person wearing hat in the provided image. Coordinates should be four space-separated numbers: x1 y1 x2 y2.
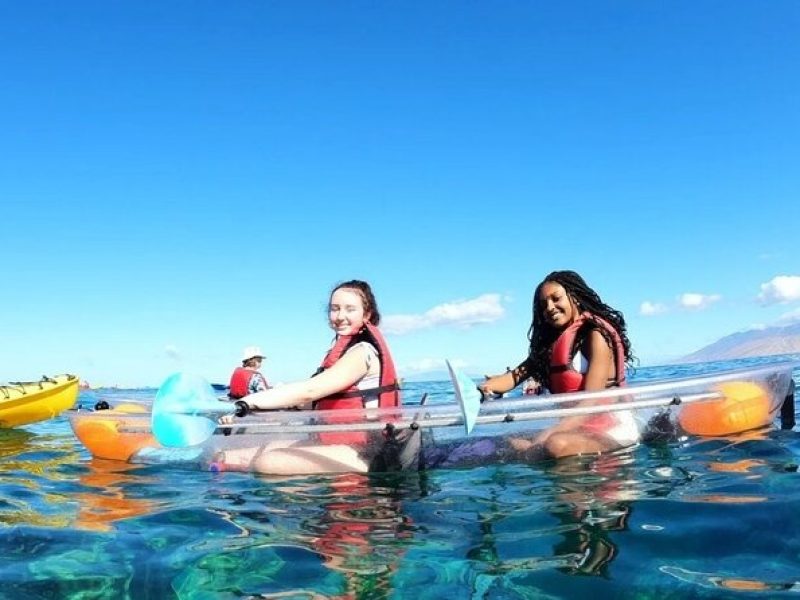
228 345 270 400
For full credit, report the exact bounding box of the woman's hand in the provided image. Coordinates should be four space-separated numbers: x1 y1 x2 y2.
478 369 519 399
477 378 495 397
218 399 252 425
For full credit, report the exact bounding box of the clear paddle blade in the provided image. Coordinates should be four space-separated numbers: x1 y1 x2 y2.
446 360 481 434
152 372 229 447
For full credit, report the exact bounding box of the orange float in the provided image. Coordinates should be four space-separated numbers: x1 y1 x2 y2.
677 381 773 437
72 403 157 461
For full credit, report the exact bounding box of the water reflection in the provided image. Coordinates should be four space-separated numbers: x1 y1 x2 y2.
170 472 422 599
74 460 162 531
546 452 636 577
430 432 797 596
458 451 638 586
0 428 81 476
301 473 415 598
0 428 83 528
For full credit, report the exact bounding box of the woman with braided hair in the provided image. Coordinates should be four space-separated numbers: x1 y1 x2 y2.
479 270 639 459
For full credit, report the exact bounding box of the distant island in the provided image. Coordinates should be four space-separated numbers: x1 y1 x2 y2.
681 321 800 363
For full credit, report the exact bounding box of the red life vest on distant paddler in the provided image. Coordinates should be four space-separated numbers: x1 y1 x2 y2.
548 312 626 394
228 367 269 399
314 323 400 446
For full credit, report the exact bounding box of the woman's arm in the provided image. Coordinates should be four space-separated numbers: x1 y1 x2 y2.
243 346 371 410
581 328 615 392
479 360 532 395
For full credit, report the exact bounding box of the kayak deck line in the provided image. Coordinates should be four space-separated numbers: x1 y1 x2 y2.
207 390 721 435
113 390 721 437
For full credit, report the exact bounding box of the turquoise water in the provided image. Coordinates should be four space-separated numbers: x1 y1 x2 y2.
1 356 799 599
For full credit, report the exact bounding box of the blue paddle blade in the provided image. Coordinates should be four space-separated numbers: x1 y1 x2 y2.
152 372 231 447
446 360 481 434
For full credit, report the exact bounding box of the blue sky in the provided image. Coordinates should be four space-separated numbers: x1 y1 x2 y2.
3 2 799 387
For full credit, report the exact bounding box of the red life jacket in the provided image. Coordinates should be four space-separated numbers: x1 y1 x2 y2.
315 323 400 410
548 312 626 394
228 367 269 400
314 323 400 445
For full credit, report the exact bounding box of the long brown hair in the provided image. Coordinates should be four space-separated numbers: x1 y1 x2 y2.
330 279 381 326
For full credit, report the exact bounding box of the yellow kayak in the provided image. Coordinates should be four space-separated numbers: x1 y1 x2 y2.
0 374 80 427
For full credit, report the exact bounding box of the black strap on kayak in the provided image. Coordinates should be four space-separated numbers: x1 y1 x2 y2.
781 380 796 430
368 423 422 472
641 409 679 444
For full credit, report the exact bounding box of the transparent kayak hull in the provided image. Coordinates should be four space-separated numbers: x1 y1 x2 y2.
68 362 797 473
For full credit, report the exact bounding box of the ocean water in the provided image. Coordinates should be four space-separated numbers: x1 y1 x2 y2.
1 356 799 599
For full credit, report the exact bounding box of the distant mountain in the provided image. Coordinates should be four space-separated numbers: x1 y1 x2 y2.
682 321 800 363
401 323 800 381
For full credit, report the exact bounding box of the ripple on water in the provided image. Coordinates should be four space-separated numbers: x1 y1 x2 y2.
0 359 798 598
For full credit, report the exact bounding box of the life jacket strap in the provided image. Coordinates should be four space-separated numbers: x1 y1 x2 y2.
321 382 400 402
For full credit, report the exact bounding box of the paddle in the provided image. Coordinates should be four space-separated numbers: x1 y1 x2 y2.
151 370 446 449
152 372 237 447
145 389 726 438
446 360 482 434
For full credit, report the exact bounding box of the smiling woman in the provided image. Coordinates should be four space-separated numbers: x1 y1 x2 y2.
213 279 402 475
479 270 637 459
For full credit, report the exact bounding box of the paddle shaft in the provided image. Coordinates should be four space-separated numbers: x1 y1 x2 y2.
199 390 722 435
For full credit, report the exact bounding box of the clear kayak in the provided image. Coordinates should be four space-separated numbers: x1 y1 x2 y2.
1 374 80 427
67 362 797 474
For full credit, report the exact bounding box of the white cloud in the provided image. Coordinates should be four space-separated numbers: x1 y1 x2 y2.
678 293 721 310
383 293 505 335
164 345 181 360
639 301 668 316
777 307 800 324
757 275 800 305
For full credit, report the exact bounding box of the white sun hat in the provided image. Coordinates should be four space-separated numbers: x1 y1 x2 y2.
241 346 266 362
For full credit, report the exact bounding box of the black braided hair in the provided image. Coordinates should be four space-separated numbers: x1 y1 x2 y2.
526 270 635 386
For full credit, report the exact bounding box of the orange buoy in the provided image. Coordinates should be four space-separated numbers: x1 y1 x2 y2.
72 403 157 461
677 381 772 437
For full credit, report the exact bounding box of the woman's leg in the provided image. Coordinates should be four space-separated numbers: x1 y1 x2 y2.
541 431 610 458
213 440 298 471
250 444 370 475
